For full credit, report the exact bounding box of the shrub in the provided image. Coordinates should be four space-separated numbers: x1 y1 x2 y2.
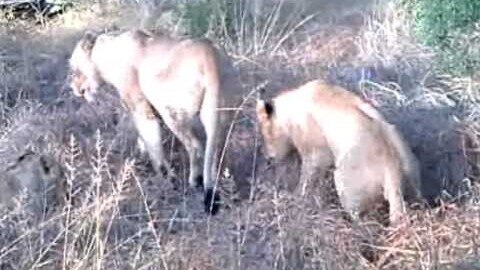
169 0 313 57
404 0 480 76
174 0 234 38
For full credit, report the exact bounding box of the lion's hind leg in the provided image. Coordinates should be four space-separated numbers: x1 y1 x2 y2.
160 110 206 192
384 167 407 226
131 105 174 179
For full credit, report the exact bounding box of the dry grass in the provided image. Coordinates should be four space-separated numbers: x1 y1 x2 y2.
0 0 480 269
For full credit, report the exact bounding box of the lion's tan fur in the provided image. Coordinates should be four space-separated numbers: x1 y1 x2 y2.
257 80 421 225
0 152 65 215
69 29 242 213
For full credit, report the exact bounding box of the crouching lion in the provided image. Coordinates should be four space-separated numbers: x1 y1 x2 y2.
0 151 65 215
256 80 422 225
68 29 244 214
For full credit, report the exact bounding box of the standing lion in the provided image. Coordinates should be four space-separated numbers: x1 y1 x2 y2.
256 80 421 225
68 29 243 214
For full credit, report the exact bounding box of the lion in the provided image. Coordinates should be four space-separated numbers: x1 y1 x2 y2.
68 29 243 214
0 151 65 215
256 80 422 225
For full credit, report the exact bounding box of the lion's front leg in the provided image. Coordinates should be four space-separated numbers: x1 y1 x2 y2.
299 159 317 196
137 137 147 154
299 150 333 196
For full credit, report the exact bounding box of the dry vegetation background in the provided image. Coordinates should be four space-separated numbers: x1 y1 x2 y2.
0 0 480 269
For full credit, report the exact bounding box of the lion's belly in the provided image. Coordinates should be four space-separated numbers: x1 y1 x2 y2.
140 72 204 116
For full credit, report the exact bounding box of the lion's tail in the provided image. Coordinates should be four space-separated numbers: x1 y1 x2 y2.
358 103 422 202
383 122 422 201
199 41 223 214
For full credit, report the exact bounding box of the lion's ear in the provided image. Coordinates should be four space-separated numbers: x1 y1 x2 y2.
81 31 98 52
256 99 274 120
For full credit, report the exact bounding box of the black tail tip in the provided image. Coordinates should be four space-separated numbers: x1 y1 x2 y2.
204 188 221 215
195 175 204 190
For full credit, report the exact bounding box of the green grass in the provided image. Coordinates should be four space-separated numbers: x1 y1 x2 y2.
403 0 480 76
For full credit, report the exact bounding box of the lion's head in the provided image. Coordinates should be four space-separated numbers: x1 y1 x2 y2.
68 31 102 102
256 99 294 160
4 151 66 213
